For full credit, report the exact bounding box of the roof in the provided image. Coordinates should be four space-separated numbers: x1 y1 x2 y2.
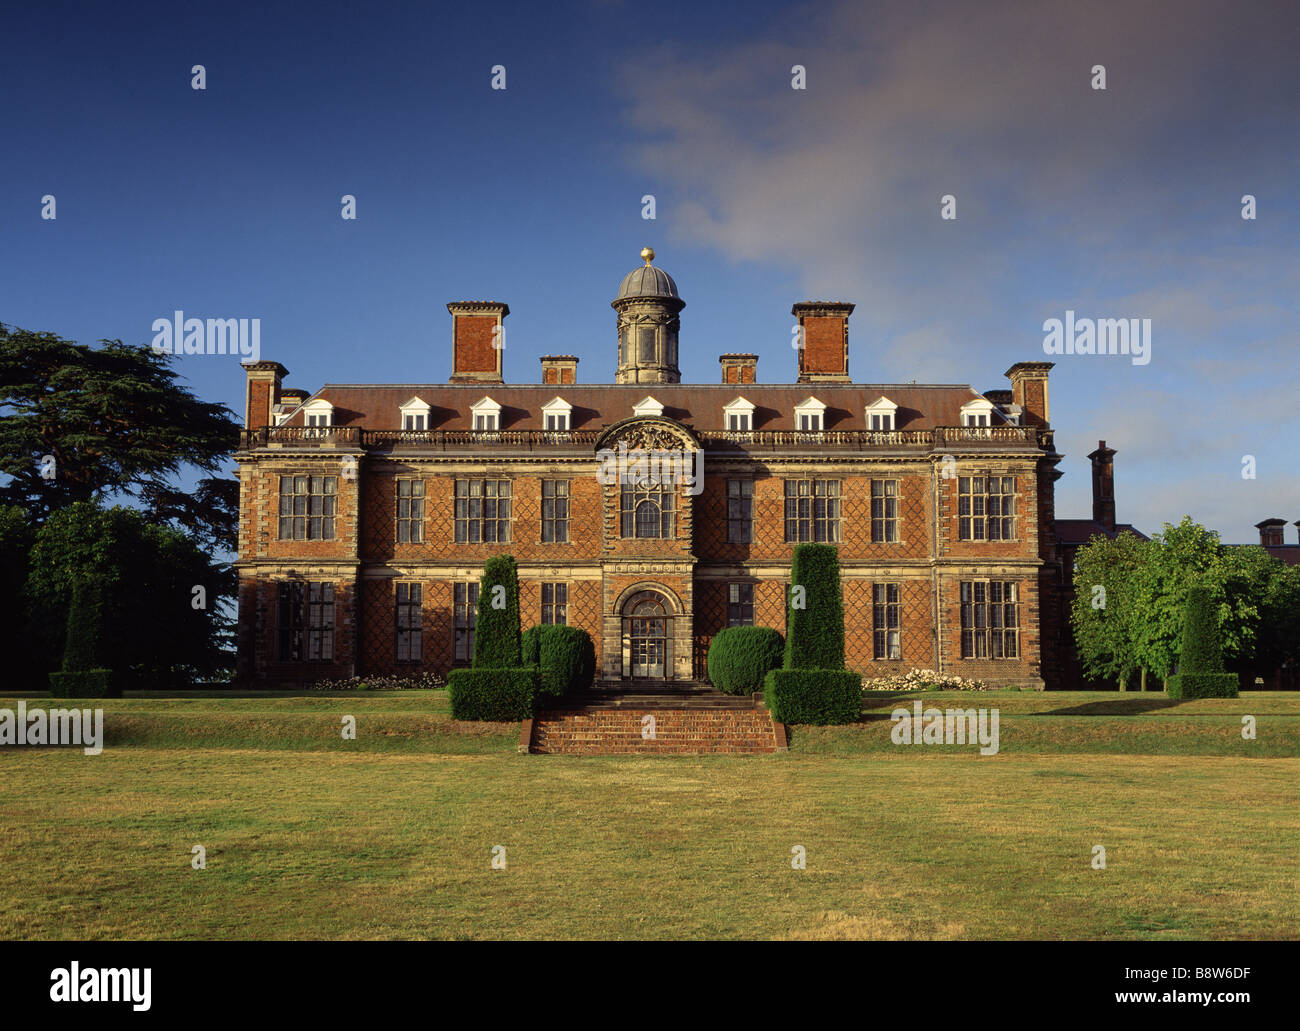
1055 519 1150 546
283 382 993 432
615 264 680 301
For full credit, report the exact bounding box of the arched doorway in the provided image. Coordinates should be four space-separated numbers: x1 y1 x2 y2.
623 591 671 680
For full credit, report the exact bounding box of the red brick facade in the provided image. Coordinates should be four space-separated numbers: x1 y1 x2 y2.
235 273 1066 690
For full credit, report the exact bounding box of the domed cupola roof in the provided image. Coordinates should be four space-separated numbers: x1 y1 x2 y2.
615 247 680 301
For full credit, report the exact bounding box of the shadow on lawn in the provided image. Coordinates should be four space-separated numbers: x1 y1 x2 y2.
1040 698 1186 716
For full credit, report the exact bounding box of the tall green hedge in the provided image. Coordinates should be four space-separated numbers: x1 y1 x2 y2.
1178 585 1222 673
707 626 784 695
1168 585 1237 698
522 624 596 699
472 555 521 668
785 543 845 670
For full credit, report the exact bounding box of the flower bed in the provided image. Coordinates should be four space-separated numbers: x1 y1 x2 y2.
864 668 989 692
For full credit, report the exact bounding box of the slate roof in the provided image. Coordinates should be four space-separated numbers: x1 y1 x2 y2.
280 383 995 432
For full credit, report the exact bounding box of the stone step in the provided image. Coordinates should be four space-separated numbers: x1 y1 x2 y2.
525 706 788 756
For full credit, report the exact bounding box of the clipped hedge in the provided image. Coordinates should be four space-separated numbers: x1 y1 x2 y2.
49 669 117 698
785 543 845 670
521 624 596 698
764 669 862 725
1167 672 1239 699
1178 585 1223 674
447 667 537 721
472 556 521 668
707 626 785 695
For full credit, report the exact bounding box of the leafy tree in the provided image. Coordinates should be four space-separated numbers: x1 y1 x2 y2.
0 324 240 548
0 505 38 687
25 501 231 686
1070 530 1149 686
1072 516 1299 685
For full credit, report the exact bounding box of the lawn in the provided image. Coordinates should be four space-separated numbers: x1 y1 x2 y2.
0 690 1296 939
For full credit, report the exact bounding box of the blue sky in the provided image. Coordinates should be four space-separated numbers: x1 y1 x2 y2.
3 0 1297 542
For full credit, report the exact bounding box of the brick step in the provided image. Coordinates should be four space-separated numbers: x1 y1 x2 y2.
525 707 787 756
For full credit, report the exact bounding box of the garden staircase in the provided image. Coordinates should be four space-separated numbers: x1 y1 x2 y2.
523 682 787 755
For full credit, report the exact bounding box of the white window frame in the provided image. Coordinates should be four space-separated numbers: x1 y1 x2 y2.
724 396 755 433
541 396 572 432
400 396 431 432
794 396 826 433
865 395 898 432
470 396 502 433
960 398 996 428
301 399 333 431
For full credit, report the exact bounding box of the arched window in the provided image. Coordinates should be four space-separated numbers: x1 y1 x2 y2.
635 500 660 538
621 481 675 538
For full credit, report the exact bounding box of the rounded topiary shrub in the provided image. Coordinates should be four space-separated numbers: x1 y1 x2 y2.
521 624 596 698
707 626 785 695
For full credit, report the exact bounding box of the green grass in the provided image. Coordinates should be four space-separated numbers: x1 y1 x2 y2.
0 690 1297 939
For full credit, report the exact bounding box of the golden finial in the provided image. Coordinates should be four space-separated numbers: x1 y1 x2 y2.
641 246 655 265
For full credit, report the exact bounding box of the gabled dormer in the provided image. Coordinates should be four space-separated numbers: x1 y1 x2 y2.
470 396 502 432
399 395 431 431
723 396 755 432
865 395 898 431
633 395 664 418
960 397 997 427
301 398 333 428
793 395 826 432
541 396 572 431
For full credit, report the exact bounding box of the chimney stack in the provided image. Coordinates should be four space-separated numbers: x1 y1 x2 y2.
1088 440 1117 533
242 361 289 429
1256 518 1286 547
720 353 758 384
540 355 578 385
447 301 508 384
1004 362 1053 427
792 302 853 383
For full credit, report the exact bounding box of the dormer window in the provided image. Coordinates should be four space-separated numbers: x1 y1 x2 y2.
865 395 898 432
794 396 826 433
960 398 996 428
470 396 501 432
302 399 333 432
723 396 755 433
633 396 664 418
400 396 431 432
541 396 572 432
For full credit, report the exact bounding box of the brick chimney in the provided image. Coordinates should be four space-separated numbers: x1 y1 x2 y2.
447 301 508 383
242 361 289 429
1088 440 1117 533
1004 361 1054 427
792 302 853 383
720 353 758 384
1256 518 1286 547
540 355 578 385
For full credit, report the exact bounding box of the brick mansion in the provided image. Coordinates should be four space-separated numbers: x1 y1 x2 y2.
236 249 1111 690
